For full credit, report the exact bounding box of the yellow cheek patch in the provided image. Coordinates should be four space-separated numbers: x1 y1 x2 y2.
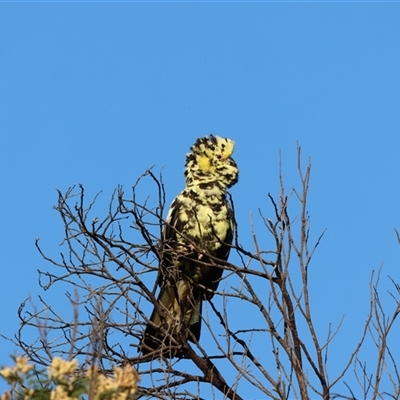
198 155 211 172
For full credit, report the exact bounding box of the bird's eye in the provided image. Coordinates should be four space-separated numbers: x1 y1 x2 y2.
216 154 223 160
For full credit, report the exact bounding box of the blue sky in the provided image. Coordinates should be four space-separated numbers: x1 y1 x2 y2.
1 2 400 397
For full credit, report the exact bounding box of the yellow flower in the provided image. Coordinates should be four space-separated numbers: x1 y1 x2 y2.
48 358 78 381
24 388 35 400
15 357 33 374
0 356 33 384
50 386 71 400
97 374 117 392
86 365 139 400
114 365 139 392
0 368 15 381
1 391 11 400
87 366 115 399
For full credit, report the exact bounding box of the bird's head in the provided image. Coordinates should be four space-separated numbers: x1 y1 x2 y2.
184 135 239 188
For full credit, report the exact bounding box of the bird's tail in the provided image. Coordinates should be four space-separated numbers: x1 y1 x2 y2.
140 280 202 355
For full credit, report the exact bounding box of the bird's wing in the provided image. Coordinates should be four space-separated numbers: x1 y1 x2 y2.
158 196 186 286
215 206 234 262
163 196 183 244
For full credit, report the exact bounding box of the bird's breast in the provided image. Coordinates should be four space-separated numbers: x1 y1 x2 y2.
179 199 230 249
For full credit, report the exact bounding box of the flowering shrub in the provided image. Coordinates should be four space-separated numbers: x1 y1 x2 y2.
0 357 139 400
